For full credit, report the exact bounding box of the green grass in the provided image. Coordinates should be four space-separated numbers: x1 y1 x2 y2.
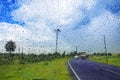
89 55 120 67
0 57 72 80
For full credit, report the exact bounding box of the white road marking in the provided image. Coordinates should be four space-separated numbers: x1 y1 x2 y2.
102 68 120 76
68 61 81 80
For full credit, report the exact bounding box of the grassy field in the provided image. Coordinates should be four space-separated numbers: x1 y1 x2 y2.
0 57 72 80
89 55 120 67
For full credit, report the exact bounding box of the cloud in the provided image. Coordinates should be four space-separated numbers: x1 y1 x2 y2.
10 0 85 53
64 11 120 53
0 22 29 42
86 11 120 52
0 0 120 53
0 22 57 53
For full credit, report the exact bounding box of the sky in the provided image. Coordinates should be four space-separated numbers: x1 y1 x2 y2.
0 0 120 54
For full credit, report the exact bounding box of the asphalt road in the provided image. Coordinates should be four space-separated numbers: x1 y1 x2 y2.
68 59 120 80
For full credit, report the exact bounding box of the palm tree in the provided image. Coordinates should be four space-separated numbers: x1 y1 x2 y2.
5 40 16 54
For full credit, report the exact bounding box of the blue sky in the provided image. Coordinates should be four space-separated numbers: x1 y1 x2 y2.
0 0 120 54
0 0 25 25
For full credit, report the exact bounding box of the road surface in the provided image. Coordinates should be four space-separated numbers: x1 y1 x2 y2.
68 59 120 80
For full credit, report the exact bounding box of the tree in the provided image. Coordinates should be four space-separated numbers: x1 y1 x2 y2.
93 53 97 55
5 40 16 54
108 53 112 56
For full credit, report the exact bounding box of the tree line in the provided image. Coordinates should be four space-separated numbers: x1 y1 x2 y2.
1 40 119 65
0 40 72 65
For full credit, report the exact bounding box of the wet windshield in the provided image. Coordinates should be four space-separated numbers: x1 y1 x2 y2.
0 0 120 80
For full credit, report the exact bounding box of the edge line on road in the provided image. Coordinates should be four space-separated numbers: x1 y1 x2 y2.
102 68 120 76
68 61 81 80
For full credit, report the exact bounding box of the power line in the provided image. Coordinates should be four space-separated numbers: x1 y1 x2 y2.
44 0 52 19
26 0 31 5
51 0 57 21
44 0 60 30
57 0 60 23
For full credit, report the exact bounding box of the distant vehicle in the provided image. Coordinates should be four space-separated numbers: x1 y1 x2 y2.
80 54 89 59
81 54 86 59
74 55 79 59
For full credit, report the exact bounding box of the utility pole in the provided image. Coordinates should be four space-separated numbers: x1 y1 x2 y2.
22 47 23 54
76 46 78 54
21 47 23 59
55 29 61 53
39 49 40 54
19 47 20 54
103 35 108 63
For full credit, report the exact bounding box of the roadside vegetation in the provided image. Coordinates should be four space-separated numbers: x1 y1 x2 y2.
0 56 72 80
0 47 82 80
0 40 75 80
89 53 120 67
